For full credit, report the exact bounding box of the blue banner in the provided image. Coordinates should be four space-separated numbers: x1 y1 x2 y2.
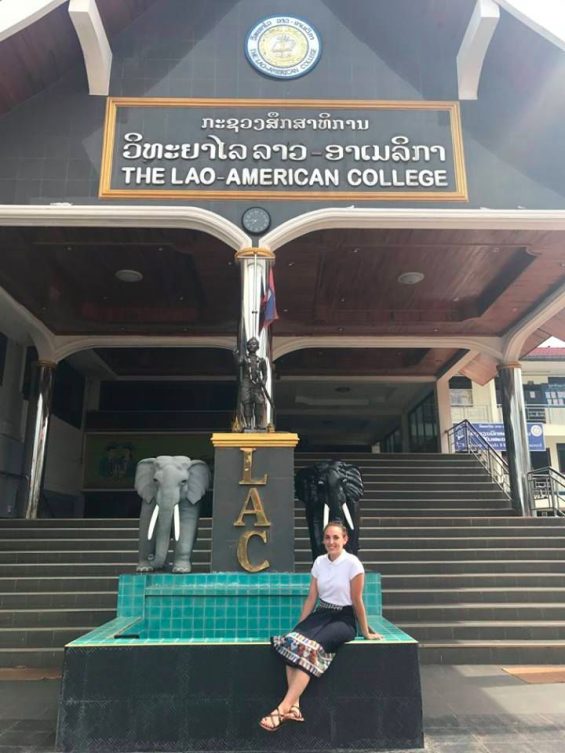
454 422 545 452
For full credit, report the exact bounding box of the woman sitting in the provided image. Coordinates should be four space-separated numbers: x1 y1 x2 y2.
259 520 382 732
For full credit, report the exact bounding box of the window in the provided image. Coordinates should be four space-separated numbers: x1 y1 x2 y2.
449 376 473 407
408 392 438 453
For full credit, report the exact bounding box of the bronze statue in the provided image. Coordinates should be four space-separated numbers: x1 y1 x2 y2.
234 337 272 431
295 460 364 559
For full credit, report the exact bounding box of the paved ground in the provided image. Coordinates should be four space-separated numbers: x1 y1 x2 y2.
0 665 564 752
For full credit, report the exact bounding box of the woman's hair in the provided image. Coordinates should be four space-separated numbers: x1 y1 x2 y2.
323 520 348 537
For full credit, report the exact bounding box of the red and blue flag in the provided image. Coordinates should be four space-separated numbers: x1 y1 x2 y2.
260 268 279 330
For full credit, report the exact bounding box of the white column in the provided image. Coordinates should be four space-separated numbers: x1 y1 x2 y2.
435 378 452 453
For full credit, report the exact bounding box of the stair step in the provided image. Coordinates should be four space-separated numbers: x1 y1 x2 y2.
0 518 142 528
0 560 212 577
0 648 64 668
360 526 565 537
364 517 561 526
385 603 565 621
0 607 115 627
353 548 565 561
356 537 565 549
359 560 565 574
360 492 509 501
0 591 118 609
383 587 565 605
379 574 565 588
0 626 95 648
0 549 212 564
419 640 565 664
401 621 565 641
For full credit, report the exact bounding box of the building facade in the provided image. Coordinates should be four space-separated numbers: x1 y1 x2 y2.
0 0 563 519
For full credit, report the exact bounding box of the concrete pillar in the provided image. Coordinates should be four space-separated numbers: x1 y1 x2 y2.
497 362 532 516
435 378 452 453
234 248 276 430
16 360 56 519
397 408 410 452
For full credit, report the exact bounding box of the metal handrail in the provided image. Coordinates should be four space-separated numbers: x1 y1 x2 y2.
527 466 565 517
447 420 511 497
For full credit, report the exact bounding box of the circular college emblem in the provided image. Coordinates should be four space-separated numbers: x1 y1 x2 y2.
245 16 321 79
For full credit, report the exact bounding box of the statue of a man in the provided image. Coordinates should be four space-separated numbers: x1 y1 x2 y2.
234 337 270 430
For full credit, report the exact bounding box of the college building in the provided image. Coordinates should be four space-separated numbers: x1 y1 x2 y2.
0 0 564 668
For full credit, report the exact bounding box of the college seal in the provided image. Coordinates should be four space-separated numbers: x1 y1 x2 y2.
245 16 321 79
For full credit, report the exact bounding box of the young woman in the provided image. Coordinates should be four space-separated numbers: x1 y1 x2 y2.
259 521 382 732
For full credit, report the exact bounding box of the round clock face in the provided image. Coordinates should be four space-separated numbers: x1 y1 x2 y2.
242 207 271 234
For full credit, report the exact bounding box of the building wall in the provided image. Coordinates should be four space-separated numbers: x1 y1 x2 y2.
450 366 565 472
0 337 86 516
0 1 564 223
43 416 84 497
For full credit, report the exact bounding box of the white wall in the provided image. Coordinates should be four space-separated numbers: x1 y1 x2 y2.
451 368 565 472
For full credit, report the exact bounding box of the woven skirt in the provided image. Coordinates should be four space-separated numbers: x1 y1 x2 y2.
271 602 357 678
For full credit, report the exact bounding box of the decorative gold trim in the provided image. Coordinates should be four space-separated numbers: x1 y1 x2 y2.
449 102 468 202
99 98 468 203
497 362 522 371
100 97 118 198
211 432 299 448
234 247 275 260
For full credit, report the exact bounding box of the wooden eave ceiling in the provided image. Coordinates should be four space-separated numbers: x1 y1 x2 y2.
93 346 459 379
0 225 563 378
0 0 157 117
274 228 564 340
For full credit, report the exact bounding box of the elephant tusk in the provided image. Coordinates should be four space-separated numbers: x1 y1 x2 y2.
323 503 329 529
342 503 354 530
173 505 180 542
147 504 160 540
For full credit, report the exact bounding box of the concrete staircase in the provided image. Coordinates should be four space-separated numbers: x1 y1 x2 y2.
295 452 565 664
1 452 565 666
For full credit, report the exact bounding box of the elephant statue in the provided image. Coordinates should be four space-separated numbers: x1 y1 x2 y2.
295 460 363 560
134 455 211 573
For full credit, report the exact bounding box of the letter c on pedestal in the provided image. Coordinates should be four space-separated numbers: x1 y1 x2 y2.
237 530 270 572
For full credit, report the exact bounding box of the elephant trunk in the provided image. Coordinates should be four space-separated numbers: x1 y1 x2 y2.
151 500 177 569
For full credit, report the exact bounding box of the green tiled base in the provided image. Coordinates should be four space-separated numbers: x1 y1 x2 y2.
68 572 416 647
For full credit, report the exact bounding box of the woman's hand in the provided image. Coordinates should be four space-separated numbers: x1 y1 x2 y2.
363 631 383 640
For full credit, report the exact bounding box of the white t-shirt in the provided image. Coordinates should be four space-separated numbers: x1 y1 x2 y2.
311 551 364 606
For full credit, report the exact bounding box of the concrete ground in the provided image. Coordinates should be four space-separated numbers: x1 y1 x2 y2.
0 665 564 752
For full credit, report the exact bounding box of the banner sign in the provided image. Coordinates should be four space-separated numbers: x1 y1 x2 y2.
454 422 545 452
99 98 468 201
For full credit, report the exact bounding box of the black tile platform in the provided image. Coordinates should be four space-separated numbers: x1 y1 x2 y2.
57 642 423 751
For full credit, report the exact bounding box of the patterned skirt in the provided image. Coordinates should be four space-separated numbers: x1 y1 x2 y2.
271 601 357 678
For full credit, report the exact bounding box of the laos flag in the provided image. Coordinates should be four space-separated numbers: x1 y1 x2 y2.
260 268 279 330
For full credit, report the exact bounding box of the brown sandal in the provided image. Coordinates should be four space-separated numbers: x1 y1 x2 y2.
259 707 286 732
285 705 305 723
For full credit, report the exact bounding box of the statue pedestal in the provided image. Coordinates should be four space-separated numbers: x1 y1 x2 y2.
210 432 299 573
57 574 424 752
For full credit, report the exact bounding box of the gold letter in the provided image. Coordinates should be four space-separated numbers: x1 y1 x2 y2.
233 488 271 527
237 530 270 572
239 448 267 485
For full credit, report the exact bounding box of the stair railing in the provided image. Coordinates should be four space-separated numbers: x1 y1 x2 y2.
527 466 565 517
447 420 511 497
